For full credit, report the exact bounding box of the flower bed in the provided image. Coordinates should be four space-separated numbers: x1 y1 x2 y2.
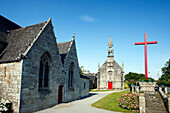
118 92 139 112
0 98 12 112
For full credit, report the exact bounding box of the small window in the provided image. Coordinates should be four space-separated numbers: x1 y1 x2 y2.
84 82 86 89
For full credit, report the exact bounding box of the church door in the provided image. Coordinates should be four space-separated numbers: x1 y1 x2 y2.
108 82 113 89
58 85 63 104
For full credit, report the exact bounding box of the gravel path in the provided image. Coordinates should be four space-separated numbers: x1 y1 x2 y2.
35 90 125 113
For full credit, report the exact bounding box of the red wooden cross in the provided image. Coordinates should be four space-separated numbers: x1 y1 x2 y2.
135 33 157 78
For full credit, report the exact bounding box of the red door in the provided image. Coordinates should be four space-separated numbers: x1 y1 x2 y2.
108 82 113 89
58 85 63 104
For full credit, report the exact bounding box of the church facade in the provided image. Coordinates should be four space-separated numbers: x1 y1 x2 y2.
0 15 89 113
97 36 124 90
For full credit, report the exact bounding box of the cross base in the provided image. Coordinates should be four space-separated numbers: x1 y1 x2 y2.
139 82 156 92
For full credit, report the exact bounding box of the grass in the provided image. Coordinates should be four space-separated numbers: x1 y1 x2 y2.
92 90 136 113
89 89 114 92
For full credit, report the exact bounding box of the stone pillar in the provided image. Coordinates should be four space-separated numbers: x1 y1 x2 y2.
132 86 134 92
168 94 170 113
139 93 145 113
165 87 167 94
135 86 139 95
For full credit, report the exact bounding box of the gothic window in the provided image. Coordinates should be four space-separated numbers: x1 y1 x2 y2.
39 52 51 91
68 62 74 87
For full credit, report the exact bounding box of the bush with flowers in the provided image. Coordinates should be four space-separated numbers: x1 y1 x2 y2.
0 98 12 112
118 92 139 112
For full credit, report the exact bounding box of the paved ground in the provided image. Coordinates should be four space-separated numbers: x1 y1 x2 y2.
35 90 125 113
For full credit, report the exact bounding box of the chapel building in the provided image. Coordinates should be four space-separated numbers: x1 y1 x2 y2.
0 15 89 113
97 36 124 90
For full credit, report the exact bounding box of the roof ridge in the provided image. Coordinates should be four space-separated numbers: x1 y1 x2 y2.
10 21 47 31
58 41 71 44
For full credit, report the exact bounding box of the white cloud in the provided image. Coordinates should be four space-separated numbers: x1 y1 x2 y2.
81 15 96 22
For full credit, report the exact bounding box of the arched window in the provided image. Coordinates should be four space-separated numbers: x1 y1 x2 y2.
39 52 51 90
68 62 74 87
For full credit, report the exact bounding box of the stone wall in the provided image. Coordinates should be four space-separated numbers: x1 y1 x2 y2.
62 39 81 102
80 78 89 97
19 20 65 112
0 62 22 113
139 93 145 113
168 94 170 113
98 60 123 89
98 62 107 89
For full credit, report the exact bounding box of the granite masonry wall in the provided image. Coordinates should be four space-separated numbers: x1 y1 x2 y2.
62 39 81 102
19 20 64 112
0 62 22 113
80 78 89 97
98 60 123 89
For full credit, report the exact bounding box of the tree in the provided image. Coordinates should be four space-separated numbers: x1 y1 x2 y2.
125 72 145 81
79 66 84 75
157 59 170 86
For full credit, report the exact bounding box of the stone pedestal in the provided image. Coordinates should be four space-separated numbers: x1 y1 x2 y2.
139 82 156 92
139 93 145 113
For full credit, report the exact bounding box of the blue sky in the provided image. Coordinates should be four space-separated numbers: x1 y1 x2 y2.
1 0 170 79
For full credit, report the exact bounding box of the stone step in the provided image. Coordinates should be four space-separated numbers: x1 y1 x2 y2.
145 94 158 96
144 91 168 113
146 106 166 110
145 96 162 100
145 96 159 97
146 104 164 107
146 100 162 103
146 104 165 107
145 95 159 97
146 109 168 113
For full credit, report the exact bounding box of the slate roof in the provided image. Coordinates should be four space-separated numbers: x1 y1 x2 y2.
0 15 21 45
57 41 72 64
57 41 71 54
0 15 21 31
80 74 90 79
0 21 46 63
100 59 122 70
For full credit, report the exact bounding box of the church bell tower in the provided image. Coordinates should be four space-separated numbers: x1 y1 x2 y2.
107 36 114 62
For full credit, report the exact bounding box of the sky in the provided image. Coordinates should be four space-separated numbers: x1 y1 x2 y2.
1 0 170 80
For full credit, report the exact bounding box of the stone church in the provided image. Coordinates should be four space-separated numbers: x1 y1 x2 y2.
97 36 124 90
0 15 89 113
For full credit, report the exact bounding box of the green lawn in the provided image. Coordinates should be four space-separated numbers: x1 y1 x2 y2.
92 90 136 113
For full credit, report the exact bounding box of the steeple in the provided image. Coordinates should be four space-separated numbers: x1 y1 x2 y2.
73 33 75 39
107 36 114 61
108 35 113 48
98 63 100 71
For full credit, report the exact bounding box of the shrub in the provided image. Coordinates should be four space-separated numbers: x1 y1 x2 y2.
124 83 129 89
118 92 139 113
139 91 144 93
0 98 12 112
